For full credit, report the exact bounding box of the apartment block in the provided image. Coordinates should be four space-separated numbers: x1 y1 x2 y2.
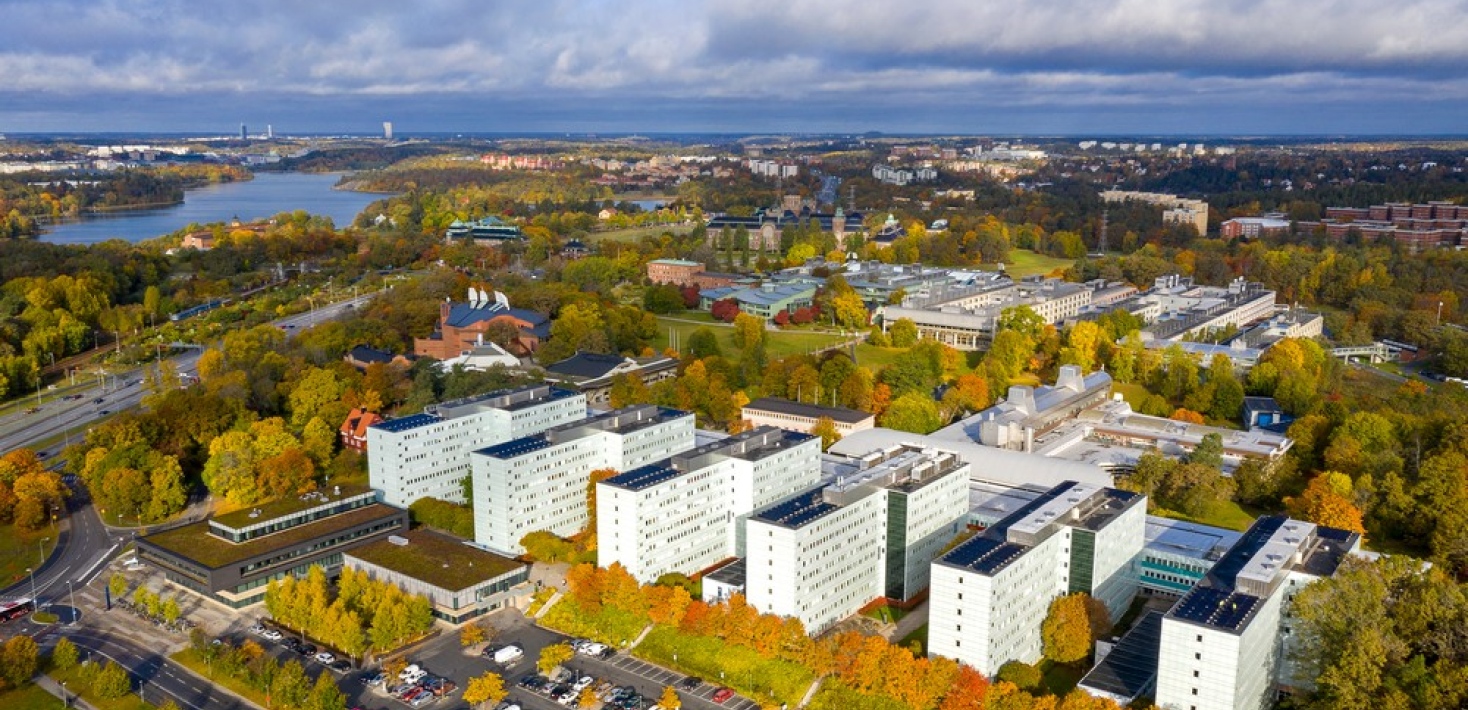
367 385 586 507
746 445 970 634
597 426 821 584
929 481 1147 675
1153 517 1360 710
471 405 695 555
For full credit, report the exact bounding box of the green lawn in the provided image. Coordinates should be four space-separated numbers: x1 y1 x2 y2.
50 666 161 710
898 623 928 657
1110 382 1152 410
586 224 691 243
989 249 1076 279
170 648 269 709
1156 499 1257 532
861 605 907 624
652 316 850 361
0 522 58 592
0 683 66 710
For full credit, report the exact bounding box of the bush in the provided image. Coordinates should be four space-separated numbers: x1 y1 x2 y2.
520 531 596 565
540 597 647 649
408 497 474 538
635 626 814 708
996 660 1043 692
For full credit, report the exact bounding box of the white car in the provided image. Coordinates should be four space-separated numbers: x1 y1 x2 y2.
247 624 265 635
571 676 594 692
262 629 284 641
400 665 426 682
314 651 335 664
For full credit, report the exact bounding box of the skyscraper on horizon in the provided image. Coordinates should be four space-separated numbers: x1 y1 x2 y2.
266 124 273 140
239 123 247 140
383 121 394 140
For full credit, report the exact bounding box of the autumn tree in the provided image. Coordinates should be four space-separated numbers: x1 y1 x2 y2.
463 671 508 709
809 417 842 451
0 635 39 689
732 313 765 350
539 642 574 675
52 636 79 671
1042 594 1099 664
888 318 919 348
461 623 487 647
659 685 683 710
1285 473 1366 535
879 392 942 434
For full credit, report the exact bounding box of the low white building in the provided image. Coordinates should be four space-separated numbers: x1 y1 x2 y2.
471 405 695 555
344 528 530 624
928 481 1147 675
742 397 875 438
597 426 822 584
367 385 586 507
746 444 970 634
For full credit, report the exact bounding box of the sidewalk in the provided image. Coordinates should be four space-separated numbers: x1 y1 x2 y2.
34 675 95 710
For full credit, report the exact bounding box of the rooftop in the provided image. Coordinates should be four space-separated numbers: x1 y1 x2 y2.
477 405 692 460
939 480 1141 575
211 483 375 530
346 528 526 592
601 427 816 492
704 558 747 587
1078 611 1164 703
142 503 404 569
744 397 874 425
751 487 840 530
371 412 440 433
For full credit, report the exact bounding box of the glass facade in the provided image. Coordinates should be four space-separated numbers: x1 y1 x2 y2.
1069 529 1096 595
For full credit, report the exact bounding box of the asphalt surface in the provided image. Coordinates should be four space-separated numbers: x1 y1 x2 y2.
0 482 119 620
63 628 250 710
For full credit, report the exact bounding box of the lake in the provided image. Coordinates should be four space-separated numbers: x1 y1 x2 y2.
38 172 387 245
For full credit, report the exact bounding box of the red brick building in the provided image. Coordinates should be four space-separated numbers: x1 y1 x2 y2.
340 408 383 452
413 289 551 360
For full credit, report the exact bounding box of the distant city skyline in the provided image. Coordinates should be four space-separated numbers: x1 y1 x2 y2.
3 0 1466 135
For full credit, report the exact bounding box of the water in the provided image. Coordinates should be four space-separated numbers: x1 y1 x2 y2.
38 172 386 245
629 199 666 211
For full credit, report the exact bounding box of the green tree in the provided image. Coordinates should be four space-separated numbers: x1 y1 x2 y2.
540 302 609 364
0 635 39 687
997 306 1044 341
879 392 942 434
271 659 311 709
306 671 347 710
1189 433 1225 470
463 671 508 708
162 596 181 625
685 328 722 359
52 636 79 671
92 660 131 699
1041 594 1095 664
538 642 574 675
109 572 128 600
888 318 919 348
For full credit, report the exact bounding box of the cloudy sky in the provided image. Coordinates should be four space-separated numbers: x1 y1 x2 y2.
4 0 1467 135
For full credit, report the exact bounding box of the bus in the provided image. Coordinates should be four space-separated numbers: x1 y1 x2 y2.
0 598 34 623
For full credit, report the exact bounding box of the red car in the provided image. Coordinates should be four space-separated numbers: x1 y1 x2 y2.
712 687 735 704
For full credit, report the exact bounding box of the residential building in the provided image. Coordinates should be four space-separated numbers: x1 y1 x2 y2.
1101 190 1209 235
742 397 875 437
542 351 679 405
344 344 412 371
413 288 551 360
367 385 586 507
136 485 408 608
339 408 383 452
344 528 530 624
928 481 1147 675
1153 517 1361 710
700 282 818 321
472 405 696 555
597 426 821 584
746 444 971 634
1296 201 1468 252
1220 216 1291 240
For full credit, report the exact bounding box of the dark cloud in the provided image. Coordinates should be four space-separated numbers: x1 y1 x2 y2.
1 0 1465 133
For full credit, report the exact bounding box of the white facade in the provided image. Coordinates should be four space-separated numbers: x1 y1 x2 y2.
472 405 695 555
928 481 1147 675
746 445 971 634
367 385 585 507
598 427 822 584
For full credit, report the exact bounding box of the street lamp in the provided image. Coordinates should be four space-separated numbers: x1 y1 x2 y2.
61 681 68 708
68 579 77 625
26 565 37 609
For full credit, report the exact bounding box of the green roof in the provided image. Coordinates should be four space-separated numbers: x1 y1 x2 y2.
212 483 376 530
142 503 404 569
345 528 526 592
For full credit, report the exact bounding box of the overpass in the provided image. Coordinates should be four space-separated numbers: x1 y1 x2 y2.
1331 342 1391 364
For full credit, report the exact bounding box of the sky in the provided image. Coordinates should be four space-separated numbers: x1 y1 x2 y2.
3 0 1468 136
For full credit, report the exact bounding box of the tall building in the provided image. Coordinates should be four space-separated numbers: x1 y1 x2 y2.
239 123 247 140
928 481 1147 675
597 426 821 584
745 444 970 634
472 405 695 555
266 124 274 140
1153 517 1360 710
367 385 586 507
383 121 394 140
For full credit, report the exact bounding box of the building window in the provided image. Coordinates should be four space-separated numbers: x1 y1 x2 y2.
1195 652 1202 660
1196 634 1202 642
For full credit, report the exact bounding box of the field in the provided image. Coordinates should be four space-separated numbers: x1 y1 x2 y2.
854 344 984 377
585 224 692 243
0 521 58 591
987 249 1075 278
1156 500 1258 532
652 316 852 361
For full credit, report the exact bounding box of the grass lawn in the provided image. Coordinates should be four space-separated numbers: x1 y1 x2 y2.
170 648 269 708
1039 660 1086 696
51 666 160 710
1156 499 1257 532
989 249 1076 279
0 521 58 591
652 316 850 361
1110 382 1152 410
0 683 66 710
633 625 815 708
861 605 907 624
898 623 928 656
586 224 691 243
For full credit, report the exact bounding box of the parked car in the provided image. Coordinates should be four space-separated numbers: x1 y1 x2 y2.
314 651 336 664
491 643 524 666
555 689 578 706
410 693 436 707
678 677 702 690
330 660 352 673
712 687 735 704
361 672 385 686
572 676 594 692
247 624 265 635
262 629 283 641
399 664 425 681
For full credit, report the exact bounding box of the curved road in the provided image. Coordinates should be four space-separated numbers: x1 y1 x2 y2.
62 629 249 710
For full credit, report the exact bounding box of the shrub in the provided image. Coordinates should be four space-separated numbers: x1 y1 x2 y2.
408 497 474 538
634 626 814 708
996 660 1042 692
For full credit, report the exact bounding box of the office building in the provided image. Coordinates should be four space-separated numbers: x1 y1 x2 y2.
1101 191 1210 235
367 385 586 507
1153 517 1360 710
472 405 696 555
137 485 407 608
742 397 875 438
746 444 970 634
929 481 1147 675
344 528 529 624
597 426 822 584
882 277 1093 351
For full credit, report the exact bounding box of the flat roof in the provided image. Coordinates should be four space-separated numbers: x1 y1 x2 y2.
831 428 1112 489
743 397 874 425
704 558 747 587
346 528 525 592
142 503 404 569
751 487 840 530
371 412 440 433
212 484 375 530
1078 611 1163 702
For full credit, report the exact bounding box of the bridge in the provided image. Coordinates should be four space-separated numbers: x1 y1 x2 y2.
1331 342 1392 364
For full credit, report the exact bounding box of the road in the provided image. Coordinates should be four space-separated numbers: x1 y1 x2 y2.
0 293 373 456
62 629 250 710
0 483 123 635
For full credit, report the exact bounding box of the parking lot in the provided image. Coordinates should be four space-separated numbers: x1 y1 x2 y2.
595 655 762 710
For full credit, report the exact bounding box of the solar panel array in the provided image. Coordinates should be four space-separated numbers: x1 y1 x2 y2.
1171 586 1261 631
476 435 552 459
940 535 1028 575
371 413 440 432
1207 515 1286 588
988 480 1076 538
603 464 682 492
752 488 838 529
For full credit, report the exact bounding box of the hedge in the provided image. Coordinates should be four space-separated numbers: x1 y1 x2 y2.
633 625 814 708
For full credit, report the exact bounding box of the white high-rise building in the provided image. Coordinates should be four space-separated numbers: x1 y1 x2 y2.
472 405 695 555
597 426 821 584
745 444 970 634
1153 517 1360 710
928 481 1147 675
367 385 586 507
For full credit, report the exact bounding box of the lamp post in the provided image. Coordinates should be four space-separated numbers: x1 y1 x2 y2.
68 579 76 624
26 565 38 609
1439 300 1445 325
61 681 68 708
